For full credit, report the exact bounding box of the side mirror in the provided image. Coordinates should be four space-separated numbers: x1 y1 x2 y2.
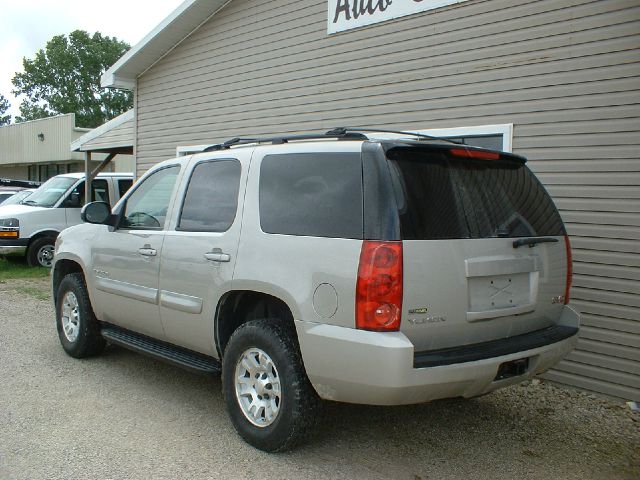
81 201 112 225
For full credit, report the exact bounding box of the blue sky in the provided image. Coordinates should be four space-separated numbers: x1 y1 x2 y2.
0 0 183 120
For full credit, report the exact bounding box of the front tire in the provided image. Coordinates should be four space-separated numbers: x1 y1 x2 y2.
222 319 321 452
55 273 105 358
27 236 56 267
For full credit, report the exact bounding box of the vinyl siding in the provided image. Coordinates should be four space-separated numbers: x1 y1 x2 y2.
0 114 87 165
135 0 640 399
82 116 134 151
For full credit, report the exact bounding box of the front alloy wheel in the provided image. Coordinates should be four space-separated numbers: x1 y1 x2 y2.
60 291 80 342
55 273 105 358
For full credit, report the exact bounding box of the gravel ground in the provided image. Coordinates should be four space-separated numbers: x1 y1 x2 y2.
1 278 638 480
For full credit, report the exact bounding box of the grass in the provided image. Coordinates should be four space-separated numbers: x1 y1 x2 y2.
14 286 51 301
0 258 50 281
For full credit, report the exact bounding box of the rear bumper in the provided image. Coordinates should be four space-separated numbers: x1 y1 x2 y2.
0 238 28 256
296 305 580 405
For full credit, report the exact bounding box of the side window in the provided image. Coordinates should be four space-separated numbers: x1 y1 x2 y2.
63 179 109 207
92 179 110 203
178 160 241 232
121 166 180 230
118 179 133 199
259 153 363 239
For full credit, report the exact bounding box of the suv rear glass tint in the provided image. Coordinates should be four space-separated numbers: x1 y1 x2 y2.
260 153 363 239
386 147 565 240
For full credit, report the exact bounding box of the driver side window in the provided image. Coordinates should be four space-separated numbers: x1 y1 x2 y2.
121 166 180 230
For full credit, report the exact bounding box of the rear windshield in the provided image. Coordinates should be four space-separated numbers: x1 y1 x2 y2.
386 147 565 240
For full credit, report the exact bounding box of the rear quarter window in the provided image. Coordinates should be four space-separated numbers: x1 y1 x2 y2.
259 152 363 239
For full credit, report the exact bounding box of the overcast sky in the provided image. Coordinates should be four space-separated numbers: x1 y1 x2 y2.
0 0 184 120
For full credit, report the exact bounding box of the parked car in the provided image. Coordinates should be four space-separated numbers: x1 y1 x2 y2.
51 129 580 452
0 188 36 206
0 172 132 267
0 189 22 204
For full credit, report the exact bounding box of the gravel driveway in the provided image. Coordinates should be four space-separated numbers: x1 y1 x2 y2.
1 278 638 480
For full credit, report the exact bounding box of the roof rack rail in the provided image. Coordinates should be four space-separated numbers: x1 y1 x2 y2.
202 131 367 152
325 127 465 145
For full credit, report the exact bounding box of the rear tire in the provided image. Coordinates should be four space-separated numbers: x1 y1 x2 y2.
27 236 56 267
55 273 105 358
222 319 321 452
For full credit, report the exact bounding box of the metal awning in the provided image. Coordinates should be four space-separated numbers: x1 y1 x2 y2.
70 110 134 203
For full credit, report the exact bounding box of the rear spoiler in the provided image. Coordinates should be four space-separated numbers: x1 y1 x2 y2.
383 143 527 164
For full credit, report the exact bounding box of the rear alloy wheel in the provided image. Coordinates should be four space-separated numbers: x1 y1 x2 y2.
222 319 321 452
27 236 56 267
235 347 282 427
55 273 105 358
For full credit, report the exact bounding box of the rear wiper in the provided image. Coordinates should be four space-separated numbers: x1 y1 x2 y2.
512 237 559 249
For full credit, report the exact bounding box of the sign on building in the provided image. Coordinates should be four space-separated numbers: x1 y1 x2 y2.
328 0 469 34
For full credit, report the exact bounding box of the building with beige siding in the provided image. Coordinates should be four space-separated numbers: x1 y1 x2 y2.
0 113 134 182
0 114 90 181
101 0 639 400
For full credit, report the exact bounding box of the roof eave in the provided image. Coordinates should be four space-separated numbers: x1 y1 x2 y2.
100 0 229 90
101 71 136 90
71 109 134 152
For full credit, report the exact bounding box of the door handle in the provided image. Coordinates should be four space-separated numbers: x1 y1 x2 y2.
204 249 230 262
138 246 157 257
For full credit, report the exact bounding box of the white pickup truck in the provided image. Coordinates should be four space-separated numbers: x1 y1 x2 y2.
0 172 132 267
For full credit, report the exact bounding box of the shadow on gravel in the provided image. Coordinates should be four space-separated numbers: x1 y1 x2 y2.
83 344 638 480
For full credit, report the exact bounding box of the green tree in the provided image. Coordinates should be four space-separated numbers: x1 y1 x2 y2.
0 94 10 125
12 30 132 128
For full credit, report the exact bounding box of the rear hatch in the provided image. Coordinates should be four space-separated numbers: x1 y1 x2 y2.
382 144 569 351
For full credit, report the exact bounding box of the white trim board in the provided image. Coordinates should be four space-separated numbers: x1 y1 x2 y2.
415 124 513 152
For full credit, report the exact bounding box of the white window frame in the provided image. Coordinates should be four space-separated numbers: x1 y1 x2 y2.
415 124 513 152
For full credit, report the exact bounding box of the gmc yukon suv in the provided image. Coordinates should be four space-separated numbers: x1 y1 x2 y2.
51 129 580 452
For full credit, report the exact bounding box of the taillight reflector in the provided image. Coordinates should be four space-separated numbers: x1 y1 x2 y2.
449 148 500 161
564 235 573 305
356 241 403 331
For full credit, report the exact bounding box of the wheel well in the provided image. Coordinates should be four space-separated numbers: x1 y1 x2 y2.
52 259 84 304
216 291 294 357
28 231 59 249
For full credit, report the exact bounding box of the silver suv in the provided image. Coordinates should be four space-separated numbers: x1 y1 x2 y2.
52 129 580 452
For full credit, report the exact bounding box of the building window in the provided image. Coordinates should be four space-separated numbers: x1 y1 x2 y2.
416 124 513 152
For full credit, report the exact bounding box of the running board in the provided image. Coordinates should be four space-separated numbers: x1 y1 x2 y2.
101 325 221 374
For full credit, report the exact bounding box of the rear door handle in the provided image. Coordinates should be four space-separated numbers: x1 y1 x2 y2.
204 250 230 262
138 247 157 257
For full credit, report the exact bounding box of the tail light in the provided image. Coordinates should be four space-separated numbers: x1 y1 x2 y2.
449 148 500 161
356 241 403 331
564 235 573 305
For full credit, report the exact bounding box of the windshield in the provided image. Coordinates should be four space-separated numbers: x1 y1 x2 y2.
0 190 33 206
22 177 76 208
386 147 565 239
